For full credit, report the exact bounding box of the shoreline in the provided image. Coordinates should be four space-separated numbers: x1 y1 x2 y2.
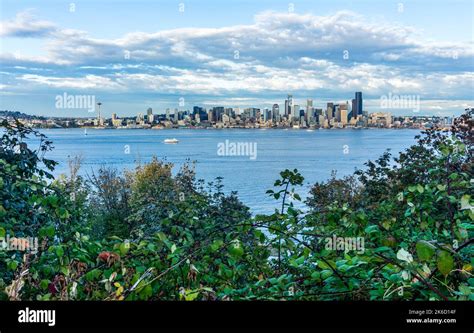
38 126 425 131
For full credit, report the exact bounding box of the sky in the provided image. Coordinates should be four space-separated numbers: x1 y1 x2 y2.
0 0 473 117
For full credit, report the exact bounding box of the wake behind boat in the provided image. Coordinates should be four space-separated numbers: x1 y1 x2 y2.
164 138 179 144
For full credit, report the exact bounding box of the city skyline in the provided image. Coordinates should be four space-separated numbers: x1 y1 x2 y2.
1 0 473 116
6 90 463 131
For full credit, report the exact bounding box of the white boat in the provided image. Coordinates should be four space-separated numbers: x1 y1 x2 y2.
164 138 179 144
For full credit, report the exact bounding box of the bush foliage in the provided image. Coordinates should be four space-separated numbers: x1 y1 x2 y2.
0 111 472 301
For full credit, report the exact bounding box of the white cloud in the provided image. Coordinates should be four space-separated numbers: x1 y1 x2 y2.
0 10 472 113
0 10 57 37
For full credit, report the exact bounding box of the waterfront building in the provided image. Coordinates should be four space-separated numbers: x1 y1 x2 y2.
369 112 392 127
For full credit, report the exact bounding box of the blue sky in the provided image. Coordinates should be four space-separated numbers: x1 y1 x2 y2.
1 0 473 117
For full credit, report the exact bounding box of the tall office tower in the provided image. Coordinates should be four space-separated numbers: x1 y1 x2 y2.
326 102 334 120
136 112 144 124
193 106 201 118
146 108 153 123
335 104 341 122
306 99 313 122
339 102 349 125
298 109 306 127
200 108 208 121
285 94 293 118
272 104 279 121
112 113 117 121
166 108 170 120
213 106 224 122
348 98 356 119
148 114 154 124
262 108 268 121
355 92 363 116
293 104 300 119
340 109 348 125
263 108 272 122
314 108 323 124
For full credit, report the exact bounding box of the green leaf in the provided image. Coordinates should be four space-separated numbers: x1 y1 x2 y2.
139 284 153 300
416 184 424 193
364 225 379 234
436 185 446 191
437 251 454 276
0 227 5 238
45 225 55 237
55 246 64 258
8 260 18 271
228 240 244 258
210 239 224 252
396 248 413 263
459 284 471 296
156 232 167 242
458 223 474 230
119 241 130 255
460 195 472 210
310 271 321 281
317 260 330 269
184 289 200 301
321 270 333 280
40 279 50 290
416 241 436 262
39 225 55 238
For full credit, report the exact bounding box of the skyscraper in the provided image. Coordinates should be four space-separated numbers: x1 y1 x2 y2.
306 99 313 122
146 107 153 124
351 99 357 119
285 94 293 118
339 102 349 125
272 104 279 121
293 104 300 120
213 106 225 122
355 92 363 116
326 102 334 120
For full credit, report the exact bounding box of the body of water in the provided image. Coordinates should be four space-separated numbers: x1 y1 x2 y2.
38 128 420 214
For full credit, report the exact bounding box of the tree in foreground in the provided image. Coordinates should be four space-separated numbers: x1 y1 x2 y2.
0 111 472 300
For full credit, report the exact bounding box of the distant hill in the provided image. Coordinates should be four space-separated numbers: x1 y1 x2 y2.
0 110 46 120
